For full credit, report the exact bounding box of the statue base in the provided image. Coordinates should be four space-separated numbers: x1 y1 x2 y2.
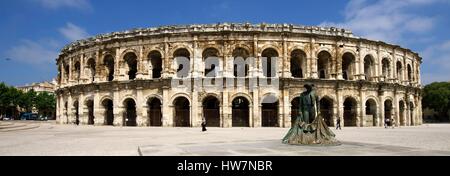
282 114 341 146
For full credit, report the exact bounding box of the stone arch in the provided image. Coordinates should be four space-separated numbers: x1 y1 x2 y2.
409 100 415 125
72 99 80 125
342 52 356 80
365 98 378 126
200 93 221 105
407 64 413 82
169 45 193 58
123 52 138 80
259 44 282 56
173 48 191 78
382 57 391 79
261 48 279 77
145 94 163 105
261 93 279 127
232 96 250 127
173 96 190 127
396 60 403 80
230 43 253 56
83 97 95 125
319 96 334 126
290 49 306 78
101 97 114 126
119 48 138 60
202 95 221 127
364 54 375 81
288 46 310 59
120 95 137 106
232 47 251 77
123 98 137 126
343 96 358 126
230 92 253 105
144 48 165 59
148 50 163 79
399 100 406 126
147 96 162 126
202 47 220 77
73 61 81 81
317 50 332 79
170 93 191 105
103 54 115 81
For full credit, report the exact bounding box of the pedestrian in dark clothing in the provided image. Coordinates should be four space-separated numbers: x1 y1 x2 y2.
201 117 207 132
336 118 341 130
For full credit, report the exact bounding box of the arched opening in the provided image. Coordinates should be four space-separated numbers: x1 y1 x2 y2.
87 58 96 82
174 48 190 78
318 51 331 79
86 100 94 125
147 98 162 126
57 66 62 84
291 97 300 127
342 52 355 80
364 55 374 81
407 64 412 82
203 48 220 77
74 61 80 81
396 61 402 80
343 97 357 126
233 47 250 77
399 100 405 126
384 99 393 124
320 97 333 126
102 99 114 125
382 58 390 79
64 64 70 82
173 97 190 127
73 100 79 125
365 99 377 126
409 101 414 125
232 96 250 127
261 48 278 77
261 95 279 127
290 49 306 78
124 53 137 80
104 55 115 81
148 51 162 79
123 98 137 126
202 96 220 127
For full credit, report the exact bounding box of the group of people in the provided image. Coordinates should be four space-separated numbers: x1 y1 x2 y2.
384 118 396 128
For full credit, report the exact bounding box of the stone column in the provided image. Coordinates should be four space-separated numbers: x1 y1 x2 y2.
379 95 385 127
136 45 145 79
282 36 290 78
252 90 260 127
394 92 400 127
93 90 103 125
162 88 171 127
113 87 123 126
114 48 121 81
222 91 231 127
310 38 318 78
337 89 344 127
336 43 343 80
78 93 87 125
191 92 199 127
136 87 145 126
359 88 365 127
283 88 290 128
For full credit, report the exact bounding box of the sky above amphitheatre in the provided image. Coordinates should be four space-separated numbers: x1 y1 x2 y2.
0 0 449 86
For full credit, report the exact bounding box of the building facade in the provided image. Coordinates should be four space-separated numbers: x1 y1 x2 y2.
55 23 423 127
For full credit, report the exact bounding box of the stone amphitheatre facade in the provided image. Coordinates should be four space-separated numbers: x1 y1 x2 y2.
55 23 423 128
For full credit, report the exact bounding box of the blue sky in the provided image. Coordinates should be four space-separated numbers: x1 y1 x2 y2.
0 0 449 86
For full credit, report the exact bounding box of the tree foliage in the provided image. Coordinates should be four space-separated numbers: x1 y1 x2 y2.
0 82 55 117
422 82 450 119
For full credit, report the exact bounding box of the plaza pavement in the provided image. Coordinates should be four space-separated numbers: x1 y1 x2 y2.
1 121 450 156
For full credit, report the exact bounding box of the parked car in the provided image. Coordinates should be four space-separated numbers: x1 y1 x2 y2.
20 113 38 120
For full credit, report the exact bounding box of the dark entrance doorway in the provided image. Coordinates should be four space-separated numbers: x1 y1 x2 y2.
148 98 162 126
261 95 278 127
202 96 220 127
320 97 333 126
86 100 94 125
73 101 79 125
103 99 114 125
124 98 137 126
174 97 190 127
344 97 357 126
232 97 249 127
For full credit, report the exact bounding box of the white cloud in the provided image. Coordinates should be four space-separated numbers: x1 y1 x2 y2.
34 0 92 11
319 0 440 44
6 39 59 65
58 22 89 41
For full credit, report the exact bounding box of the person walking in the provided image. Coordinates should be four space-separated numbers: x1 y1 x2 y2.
201 116 207 132
336 117 341 130
385 118 390 128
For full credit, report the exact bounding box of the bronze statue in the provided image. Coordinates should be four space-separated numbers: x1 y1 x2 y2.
282 84 340 145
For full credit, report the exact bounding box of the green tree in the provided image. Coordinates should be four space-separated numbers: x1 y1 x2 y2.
422 82 450 121
18 89 36 112
35 92 56 115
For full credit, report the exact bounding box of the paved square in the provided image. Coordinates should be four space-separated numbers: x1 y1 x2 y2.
1 121 450 156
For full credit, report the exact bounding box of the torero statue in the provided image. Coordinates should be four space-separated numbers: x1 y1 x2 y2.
282 83 340 145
